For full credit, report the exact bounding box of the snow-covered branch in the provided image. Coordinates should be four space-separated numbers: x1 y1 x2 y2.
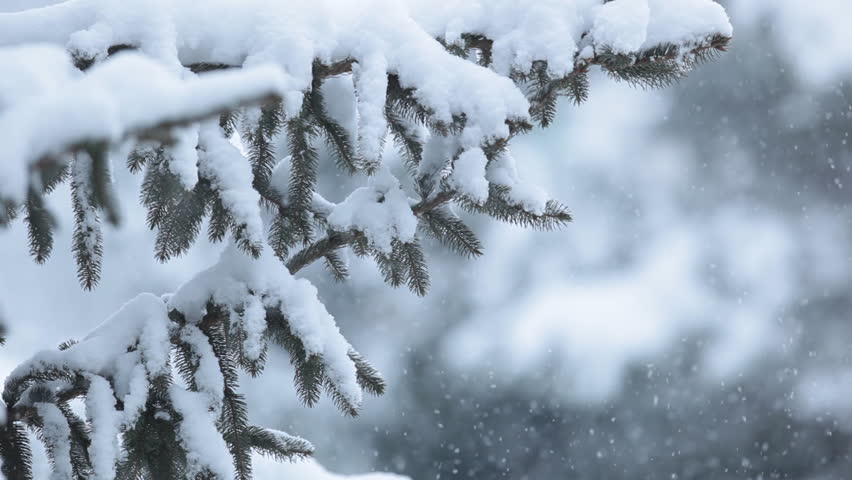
0 1 732 477
2 244 384 478
0 0 731 200
0 46 290 204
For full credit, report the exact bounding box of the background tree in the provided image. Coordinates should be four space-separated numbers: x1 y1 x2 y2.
0 1 731 478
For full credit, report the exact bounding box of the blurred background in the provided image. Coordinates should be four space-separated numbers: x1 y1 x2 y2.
3 1 852 478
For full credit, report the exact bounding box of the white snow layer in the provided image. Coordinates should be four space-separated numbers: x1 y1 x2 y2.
198 121 265 250
169 243 363 408
167 124 201 190
327 169 418 253
170 385 236 479
85 375 121 480
36 402 73 480
487 151 548 215
5 241 378 476
8 293 171 388
450 148 489 204
592 0 651 53
0 0 731 200
0 47 290 203
179 325 226 411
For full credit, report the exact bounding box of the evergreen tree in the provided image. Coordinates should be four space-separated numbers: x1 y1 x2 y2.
0 1 731 478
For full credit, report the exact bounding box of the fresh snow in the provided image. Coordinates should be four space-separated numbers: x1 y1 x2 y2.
179 324 225 411
169 385 236 479
0 0 731 201
327 169 418 253
241 294 268 363
169 243 363 408
36 402 73 480
166 124 201 190
449 148 490 204
0 1 733 477
7 293 171 387
354 53 389 167
0 47 289 202
85 375 121 480
592 0 650 54
486 151 548 215
198 121 265 250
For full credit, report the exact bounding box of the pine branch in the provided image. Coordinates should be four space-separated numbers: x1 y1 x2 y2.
208 196 232 244
285 191 457 276
306 75 359 173
399 239 430 296
245 426 313 462
153 180 213 262
386 99 424 172
0 423 33 480
200 313 253 480
374 242 407 289
70 154 104 290
57 401 93 479
420 207 483 258
265 311 325 408
0 199 19 227
24 190 56 264
245 100 284 199
458 184 572 231
322 378 358 417
323 250 350 282
127 144 160 174
286 105 320 241
119 401 187 480
84 143 119 227
348 350 386 396
27 93 283 186
285 231 354 274
268 211 298 261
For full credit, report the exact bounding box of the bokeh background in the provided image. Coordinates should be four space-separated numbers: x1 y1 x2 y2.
2 1 852 478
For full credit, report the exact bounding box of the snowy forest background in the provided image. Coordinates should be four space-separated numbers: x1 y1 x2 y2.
1 1 851 479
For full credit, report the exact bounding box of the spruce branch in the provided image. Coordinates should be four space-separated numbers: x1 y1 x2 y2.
245 426 314 463
286 105 321 242
458 184 573 230
24 190 56 264
348 350 386 397
420 207 483 258
285 231 355 274
0 423 33 480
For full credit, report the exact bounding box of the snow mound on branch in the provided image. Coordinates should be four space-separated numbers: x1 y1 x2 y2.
179 324 226 411
0 0 730 175
0 44 76 110
487 151 548 215
36 402 73 479
644 0 732 49
450 148 489 204
0 0 529 144
592 0 731 53
169 243 363 408
198 121 265 250
0 46 289 203
170 385 237 479
408 0 730 74
592 0 650 54
327 169 418 253
85 375 121 480
8 293 171 385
